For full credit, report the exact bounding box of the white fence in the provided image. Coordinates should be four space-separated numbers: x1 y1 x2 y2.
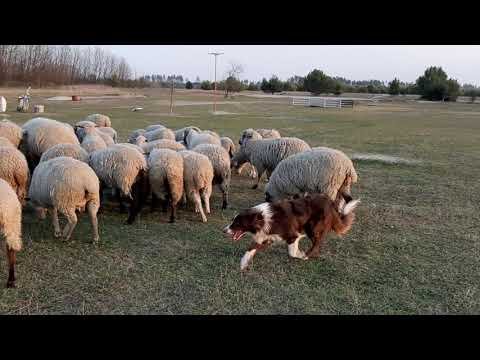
292 96 354 108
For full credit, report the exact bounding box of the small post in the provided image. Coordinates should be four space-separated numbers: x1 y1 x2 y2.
170 79 174 114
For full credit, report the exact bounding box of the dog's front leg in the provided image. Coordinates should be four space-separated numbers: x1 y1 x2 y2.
287 235 308 260
240 240 272 270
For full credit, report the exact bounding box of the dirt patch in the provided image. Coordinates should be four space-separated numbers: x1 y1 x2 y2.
351 153 422 165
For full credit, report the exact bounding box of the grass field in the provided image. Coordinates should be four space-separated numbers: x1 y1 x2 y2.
1 87 479 314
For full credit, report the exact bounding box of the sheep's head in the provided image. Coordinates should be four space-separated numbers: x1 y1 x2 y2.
231 149 249 170
136 135 147 146
239 128 261 146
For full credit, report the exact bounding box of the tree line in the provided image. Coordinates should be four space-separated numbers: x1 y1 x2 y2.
0 45 133 87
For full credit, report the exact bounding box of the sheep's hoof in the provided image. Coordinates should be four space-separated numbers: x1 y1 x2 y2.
6 281 16 289
54 231 61 238
251 184 258 190
92 238 99 245
201 217 207 223
168 218 175 223
222 201 228 210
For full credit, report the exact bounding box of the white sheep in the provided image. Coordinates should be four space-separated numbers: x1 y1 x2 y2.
136 136 185 154
184 128 221 149
220 136 235 159
28 157 100 243
22 117 79 169
179 150 214 223
175 126 201 142
75 120 115 146
145 124 166 132
144 127 176 142
265 147 358 205
0 146 30 204
97 127 118 143
80 123 107 154
148 148 184 222
232 137 311 189
84 113 111 127
0 178 22 288
239 128 281 146
0 119 23 148
193 144 231 209
128 129 146 144
39 143 89 163
89 145 149 224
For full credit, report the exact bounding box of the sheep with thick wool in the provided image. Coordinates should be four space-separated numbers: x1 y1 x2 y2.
0 119 23 148
28 157 100 243
40 143 89 163
74 121 115 146
136 136 185 154
144 127 176 142
21 117 79 169
184 128 221 149
220 137 235 159
238 128 281 146
89 145 149 224
265 147 358 205
84 113 111 127
148 148 184 223
0 146 30 204
179 150 214 223
97 127 118 143
232 137 311 189
0 179 22 288
128 129 146 144
79 122 107 154
192 144 231 209
145 124 166 132
175 126 201 142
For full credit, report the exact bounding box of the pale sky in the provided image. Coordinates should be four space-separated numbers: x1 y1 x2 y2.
98 45 480 85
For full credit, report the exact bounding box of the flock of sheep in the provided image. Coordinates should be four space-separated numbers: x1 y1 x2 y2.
0 114 358 288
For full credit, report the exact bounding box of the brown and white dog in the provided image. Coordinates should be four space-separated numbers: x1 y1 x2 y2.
223 193 360 270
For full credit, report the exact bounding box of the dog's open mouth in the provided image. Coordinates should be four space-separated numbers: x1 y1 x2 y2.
232 230 246 241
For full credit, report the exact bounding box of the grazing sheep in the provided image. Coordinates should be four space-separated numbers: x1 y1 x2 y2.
28 157 100 243
114 143 145 155
238 128 281 146
144 127 176 142
39 143 89 163
184 128 221 149
0 146 30 204
0 179 22 288
148 148 184 222
97 127 118 143
96 130 115 146
80 123 107 153
265 147 358 206
89 145 149 224
175 126 201 142
232 137 311 189
193 144 231 209
136 136 185 154
22 117 79 170
145 124 166 132
0 137 15 148
202 130 220 138
220 136 235 159
128 129 146 144
74 120 96 142
256 128 281 139
179 150 214 223
0 119 23 148
85 113 111 127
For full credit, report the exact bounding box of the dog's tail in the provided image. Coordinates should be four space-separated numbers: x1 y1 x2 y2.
331 198 360 236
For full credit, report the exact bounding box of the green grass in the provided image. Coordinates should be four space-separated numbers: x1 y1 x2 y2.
1 88 479 314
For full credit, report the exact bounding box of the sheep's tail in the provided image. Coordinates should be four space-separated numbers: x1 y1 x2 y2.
331 198 360 236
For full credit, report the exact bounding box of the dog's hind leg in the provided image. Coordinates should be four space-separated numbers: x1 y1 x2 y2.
306 225 328 258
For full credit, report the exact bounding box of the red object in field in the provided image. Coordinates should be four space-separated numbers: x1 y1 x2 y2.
72 95 81 101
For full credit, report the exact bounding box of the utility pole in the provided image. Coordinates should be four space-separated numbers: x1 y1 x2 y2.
208 52 224 113
170 78 174 114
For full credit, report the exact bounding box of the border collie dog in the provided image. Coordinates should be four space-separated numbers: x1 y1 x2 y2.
223 193 360 270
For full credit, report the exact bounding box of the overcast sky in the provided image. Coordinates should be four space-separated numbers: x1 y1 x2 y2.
99 45 480 85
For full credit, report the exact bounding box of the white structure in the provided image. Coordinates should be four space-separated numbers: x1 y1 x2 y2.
292 96 354 108
0 96 6 113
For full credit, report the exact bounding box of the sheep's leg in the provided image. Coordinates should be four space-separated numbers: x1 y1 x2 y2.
126 173 148 224
116 188 128 214
6 245 17 288
220 180 229 210
87 201 99 244
201 185 212 214
169 202 177 223
62 210 78 241
251 164 265 190
52 207 61 238
150 192 160 213
193 192 207 222
98 181 106 210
